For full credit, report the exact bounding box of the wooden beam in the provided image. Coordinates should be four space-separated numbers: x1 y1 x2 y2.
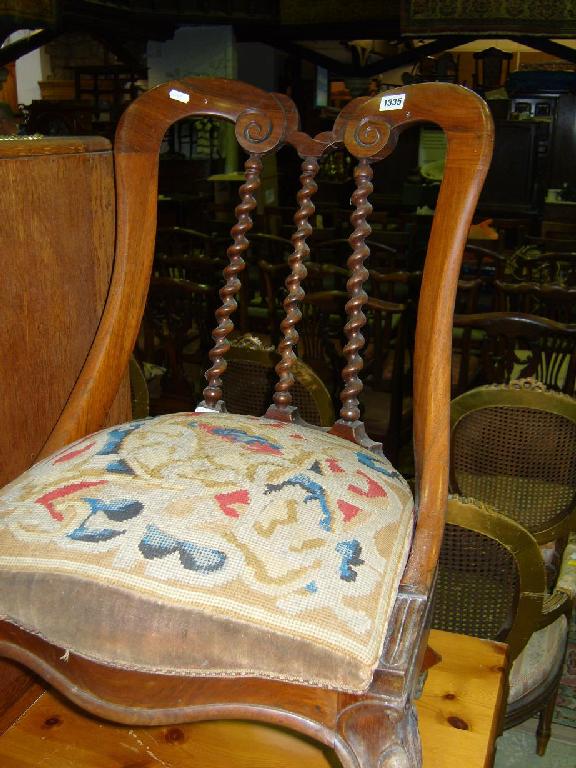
235 21 401 42
508 36 576 64
0 28 60 67
267 40 353 77
360 37 474 77
269 36 473 78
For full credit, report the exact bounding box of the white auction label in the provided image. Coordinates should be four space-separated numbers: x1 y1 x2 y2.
169 88 190 104
379 93 406 111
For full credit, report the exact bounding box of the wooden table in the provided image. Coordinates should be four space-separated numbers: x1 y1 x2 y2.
0 629 506 768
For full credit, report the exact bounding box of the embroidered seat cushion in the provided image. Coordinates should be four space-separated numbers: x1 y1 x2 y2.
0 411 414 692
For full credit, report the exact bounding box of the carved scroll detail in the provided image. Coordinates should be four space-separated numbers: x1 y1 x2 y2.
273 157 319 410
202 154 262 408
235 108 274 148
338 111 395 161
353 115 391 154
339 158 373 423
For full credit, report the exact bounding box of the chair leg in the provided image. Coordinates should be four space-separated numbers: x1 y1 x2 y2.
336 698 421 768
536 687 557 756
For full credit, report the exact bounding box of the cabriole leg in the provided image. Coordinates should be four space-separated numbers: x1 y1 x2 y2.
336 699 421 768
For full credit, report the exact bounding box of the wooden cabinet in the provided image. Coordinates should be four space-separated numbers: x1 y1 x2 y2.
0 136 131 488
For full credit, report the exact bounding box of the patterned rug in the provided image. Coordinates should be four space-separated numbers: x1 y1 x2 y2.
554 611 576 728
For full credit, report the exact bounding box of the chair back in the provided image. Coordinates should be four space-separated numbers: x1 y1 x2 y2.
450 381 576 544
432 495 545 662
514 251 576 286
452 311 576 395
221 337 334 427
38 79 492 600
495 280 576 323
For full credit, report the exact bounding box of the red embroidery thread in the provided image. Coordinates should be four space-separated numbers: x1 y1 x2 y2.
35 480 108 521
215 489 250 518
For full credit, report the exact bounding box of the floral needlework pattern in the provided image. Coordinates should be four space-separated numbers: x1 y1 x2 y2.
0 412 413 666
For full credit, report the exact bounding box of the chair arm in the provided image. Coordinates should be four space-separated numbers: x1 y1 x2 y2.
538 589 572 630
556 533 576 600
536 535 576 630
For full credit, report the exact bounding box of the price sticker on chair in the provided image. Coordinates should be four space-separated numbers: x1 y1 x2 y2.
379 94 405 111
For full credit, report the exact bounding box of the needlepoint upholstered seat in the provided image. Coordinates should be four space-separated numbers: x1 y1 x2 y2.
0 79 493 767
0 411 412 691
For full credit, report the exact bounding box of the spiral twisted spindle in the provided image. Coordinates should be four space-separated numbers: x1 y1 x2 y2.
339 158 373 423
272 157 319 410
202 154 262 408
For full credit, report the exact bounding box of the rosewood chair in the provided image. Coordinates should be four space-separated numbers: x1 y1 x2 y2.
0 79 493 767
432 495 575 755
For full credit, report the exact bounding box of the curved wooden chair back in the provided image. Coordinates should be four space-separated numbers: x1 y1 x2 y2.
461 243 505 278
524 235 576 253
461 243 505 309
450 381 576 545
304 261 350 292
1 79 493 768
368 269 422 304
495 279 576 323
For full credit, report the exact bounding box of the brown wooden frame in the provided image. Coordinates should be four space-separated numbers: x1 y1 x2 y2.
0 79 493 767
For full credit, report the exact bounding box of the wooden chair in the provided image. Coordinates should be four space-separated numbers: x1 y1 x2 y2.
259 260 355 345
237 232 294 333
460 244 506 309
451 311 576 396
450 380 576 581
361 297 413 465
473 47 513 91
495 279 576 324
432 496 575 755
0 79 493 767
513 250 576 286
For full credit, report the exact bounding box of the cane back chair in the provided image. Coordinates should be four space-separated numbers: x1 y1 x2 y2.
0 79 493 767
450 379 576 579
432 496 575 755
220 335 335 427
